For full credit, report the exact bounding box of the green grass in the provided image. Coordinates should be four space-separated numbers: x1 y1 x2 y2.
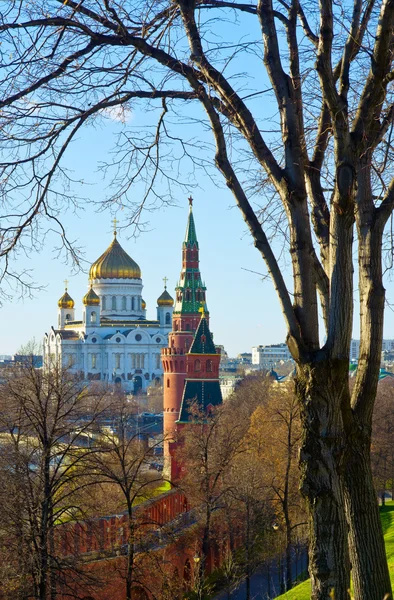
276 501 394 599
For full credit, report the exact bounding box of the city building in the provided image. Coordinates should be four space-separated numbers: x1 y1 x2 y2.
252 343 293 369
220 374 243 399
43 224 174 393
350 339 394 363
162 201 222 479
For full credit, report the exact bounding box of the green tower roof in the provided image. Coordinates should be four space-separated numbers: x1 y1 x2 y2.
177 380 223 423
184 207 198 247
189 315 216 354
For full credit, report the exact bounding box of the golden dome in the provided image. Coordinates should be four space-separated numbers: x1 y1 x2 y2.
83 286 100 306
141 298 146 310
89 235 141 280
157 288 174 307
58 290 75 309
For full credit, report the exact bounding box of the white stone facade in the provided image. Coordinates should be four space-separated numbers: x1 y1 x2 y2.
44 242 173 393
251 343 293 369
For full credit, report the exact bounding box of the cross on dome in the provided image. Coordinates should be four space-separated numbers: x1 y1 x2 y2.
112 217 118 235
163 276 168 289
64 279 69 290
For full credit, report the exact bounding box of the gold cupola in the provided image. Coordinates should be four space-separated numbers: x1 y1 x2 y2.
58 285 75 309
157 288 174 307
89 234 141 280
83 286 100 306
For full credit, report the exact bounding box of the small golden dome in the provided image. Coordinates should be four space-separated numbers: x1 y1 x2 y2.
157 288 174 307
83 287 100 306
141 298 146 310
89 235 141 280
58 291 74 309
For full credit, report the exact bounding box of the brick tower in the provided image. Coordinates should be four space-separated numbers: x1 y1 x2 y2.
162 200 219 478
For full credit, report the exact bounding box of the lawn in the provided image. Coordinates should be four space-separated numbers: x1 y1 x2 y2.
276 501 394 599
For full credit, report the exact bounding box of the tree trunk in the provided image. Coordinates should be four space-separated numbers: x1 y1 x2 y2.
344 438 392 600
296 361 351 600
126 517 134 600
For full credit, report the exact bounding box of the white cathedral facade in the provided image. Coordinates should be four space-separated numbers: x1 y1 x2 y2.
43 230 174 393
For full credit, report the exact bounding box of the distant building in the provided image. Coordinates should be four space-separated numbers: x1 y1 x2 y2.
220 374 242 399
351 339 394 362
237 352 252 365
252 343 293 369
44 224 173 394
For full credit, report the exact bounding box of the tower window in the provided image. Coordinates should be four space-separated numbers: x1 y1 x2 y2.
102 296 106 310
132 296 135 310
122 296 127 310
115 353 120 369
92 354 97 369
206 359 213 372
112 296 117 310
66 313 71 321
185 323 191 331
167 378 170 388
165 312 171 325
194 359 201 372
90 311 97 324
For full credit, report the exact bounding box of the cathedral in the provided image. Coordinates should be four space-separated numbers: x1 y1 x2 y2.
43 223 174 393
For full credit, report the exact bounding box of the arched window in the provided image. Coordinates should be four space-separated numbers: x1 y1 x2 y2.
206 359 213 372
185 323 191 331
165 312 171 325
174 321 178 331
122 296 127 310
90 311 96 323
167 378 170 388
132 296 135 310
115 353 120 369
195 359 201 372
112 296 117 311
102 296 106 310
66 313 71 321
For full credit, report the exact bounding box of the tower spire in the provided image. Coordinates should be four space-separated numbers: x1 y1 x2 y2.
184 198 198 247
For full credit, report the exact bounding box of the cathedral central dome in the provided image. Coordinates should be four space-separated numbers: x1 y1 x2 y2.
89 235 141 280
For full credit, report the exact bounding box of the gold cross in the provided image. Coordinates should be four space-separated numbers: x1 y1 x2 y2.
64 279 69 290
163 276 168 289
112 217 118 234
188 196 193 207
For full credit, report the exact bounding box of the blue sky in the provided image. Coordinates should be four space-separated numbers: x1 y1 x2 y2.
0 110 289 357
2 7 394 356
2 104 394 357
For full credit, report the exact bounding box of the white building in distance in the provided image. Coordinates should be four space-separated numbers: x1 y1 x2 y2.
252 343 293 370
350 339 394 362
44 229 174 393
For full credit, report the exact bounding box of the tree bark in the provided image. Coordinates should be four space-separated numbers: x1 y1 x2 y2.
344 438 392 600
296 361 351 600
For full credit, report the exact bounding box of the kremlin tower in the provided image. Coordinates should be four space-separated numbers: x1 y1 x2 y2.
162 199 222 480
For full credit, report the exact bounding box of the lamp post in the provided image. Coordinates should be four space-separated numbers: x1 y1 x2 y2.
273 523 285 594
193 553 203 600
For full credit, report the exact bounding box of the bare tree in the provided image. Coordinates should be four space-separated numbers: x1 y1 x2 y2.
246 382 306 592
2 2 394 597
0 360 107 600
177 402 245 596
86 394 165 600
